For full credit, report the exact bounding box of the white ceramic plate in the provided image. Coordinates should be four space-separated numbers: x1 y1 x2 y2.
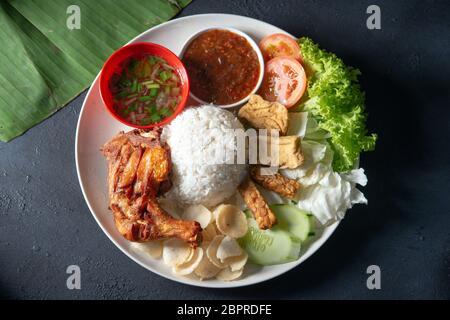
75 14 339 288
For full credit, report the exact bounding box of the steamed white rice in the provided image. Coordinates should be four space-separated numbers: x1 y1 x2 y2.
161 105 247 207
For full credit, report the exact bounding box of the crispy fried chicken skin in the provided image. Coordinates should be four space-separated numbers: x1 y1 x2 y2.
101 129 202 247
250 165 301 199
238 178 277 230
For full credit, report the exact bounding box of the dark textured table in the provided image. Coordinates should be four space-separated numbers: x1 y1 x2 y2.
1 0 449 300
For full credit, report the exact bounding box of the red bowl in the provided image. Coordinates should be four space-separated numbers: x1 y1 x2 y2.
99 42 190 129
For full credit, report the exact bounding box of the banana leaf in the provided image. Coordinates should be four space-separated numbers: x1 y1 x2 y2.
0 0 191 142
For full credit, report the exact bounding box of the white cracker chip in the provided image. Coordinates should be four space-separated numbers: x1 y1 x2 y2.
194 242 221 280
162 238 193 267
183 205 212 229
225 251 248 272
216 267 243 281
214 204 248 238
202 223 218 242
129 241 163 259
216 236 242 262
174 247 204 276
206 235 228 268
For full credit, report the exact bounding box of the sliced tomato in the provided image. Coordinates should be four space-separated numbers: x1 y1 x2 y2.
258 57 307 108
259 33 302 62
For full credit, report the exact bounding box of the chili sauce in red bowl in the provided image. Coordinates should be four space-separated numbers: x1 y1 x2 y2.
180 28 264 108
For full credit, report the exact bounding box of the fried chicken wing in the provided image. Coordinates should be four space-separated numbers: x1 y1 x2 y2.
101 129 201 247
238 178 277 230
250 165 301 199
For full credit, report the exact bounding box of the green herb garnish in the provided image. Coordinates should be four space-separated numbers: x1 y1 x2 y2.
144 105 157 114
160 107 172 117
116 90 129 98
129 58 138 71
140 117 153 125
121 108 131 117
150 87 159 97
144 83 160 89
150 114 161 122
159 70 171 82
139 96 153 102
128 102 138 112
130 79 138 93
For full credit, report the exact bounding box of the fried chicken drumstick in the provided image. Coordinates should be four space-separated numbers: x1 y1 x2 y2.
101 129 202 247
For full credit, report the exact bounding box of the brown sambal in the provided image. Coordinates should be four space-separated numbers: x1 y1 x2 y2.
182 29 260 105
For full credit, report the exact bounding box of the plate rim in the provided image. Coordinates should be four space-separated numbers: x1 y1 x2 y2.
75 13 340 288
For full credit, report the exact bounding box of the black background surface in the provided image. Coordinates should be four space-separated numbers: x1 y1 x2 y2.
0 0 449 299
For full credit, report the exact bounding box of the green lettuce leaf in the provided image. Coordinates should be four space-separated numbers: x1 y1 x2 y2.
297 37 377 172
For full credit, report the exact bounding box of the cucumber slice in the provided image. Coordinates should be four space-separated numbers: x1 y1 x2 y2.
270 204 314 242
239 218 301 266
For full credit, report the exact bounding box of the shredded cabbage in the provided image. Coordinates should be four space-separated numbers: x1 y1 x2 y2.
297 37 377 172
282 112 369 225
